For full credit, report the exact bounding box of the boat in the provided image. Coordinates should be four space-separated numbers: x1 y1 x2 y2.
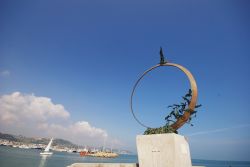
80 151 88 156
40 138 53 155
19 145 30 149
79 146 89 156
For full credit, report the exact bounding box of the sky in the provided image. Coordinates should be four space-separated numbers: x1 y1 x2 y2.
0 0 250 161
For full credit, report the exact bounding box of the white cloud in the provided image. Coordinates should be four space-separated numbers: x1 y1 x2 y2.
44 121 108 146
0 70 10 77
0 92 69 124
0 92 109 146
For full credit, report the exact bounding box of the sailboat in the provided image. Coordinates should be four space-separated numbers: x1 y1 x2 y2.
40 138 53 155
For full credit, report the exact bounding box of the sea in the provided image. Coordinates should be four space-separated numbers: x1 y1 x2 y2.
0 146 249 167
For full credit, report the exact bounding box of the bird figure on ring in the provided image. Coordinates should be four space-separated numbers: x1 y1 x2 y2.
160 47 168 65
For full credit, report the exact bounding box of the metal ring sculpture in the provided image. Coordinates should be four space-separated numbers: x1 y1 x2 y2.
130 62 198 130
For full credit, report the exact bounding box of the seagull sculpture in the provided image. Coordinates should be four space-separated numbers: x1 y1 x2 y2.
160 47 168 64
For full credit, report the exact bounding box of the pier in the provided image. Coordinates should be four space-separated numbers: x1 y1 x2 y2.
68 163 205 167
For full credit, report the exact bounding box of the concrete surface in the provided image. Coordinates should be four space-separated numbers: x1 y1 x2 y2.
67 163 138 167
137 133 192 167
67 163 204 167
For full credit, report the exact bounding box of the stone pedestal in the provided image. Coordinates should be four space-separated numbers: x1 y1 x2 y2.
136 133 192 167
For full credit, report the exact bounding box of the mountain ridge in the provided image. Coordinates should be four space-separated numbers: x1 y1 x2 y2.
0 132 78 148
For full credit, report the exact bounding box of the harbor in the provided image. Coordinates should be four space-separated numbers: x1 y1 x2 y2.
1 145 249 167
0 139 123 156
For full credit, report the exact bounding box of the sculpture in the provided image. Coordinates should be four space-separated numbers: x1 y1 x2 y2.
130 48 200 132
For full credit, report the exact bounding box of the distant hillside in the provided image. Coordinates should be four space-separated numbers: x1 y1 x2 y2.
0 132 133 154
0 132 19 142
0 132 77 148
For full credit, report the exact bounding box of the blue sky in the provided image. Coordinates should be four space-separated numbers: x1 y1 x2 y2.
0 0 250 161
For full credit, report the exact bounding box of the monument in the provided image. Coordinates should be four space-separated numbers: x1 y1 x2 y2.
68 48 203 167
130 48 199 167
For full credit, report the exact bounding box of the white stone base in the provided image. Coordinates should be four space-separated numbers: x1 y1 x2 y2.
136 133 192 167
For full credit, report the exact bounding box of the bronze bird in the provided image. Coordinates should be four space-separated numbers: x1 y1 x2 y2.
160 47 167 64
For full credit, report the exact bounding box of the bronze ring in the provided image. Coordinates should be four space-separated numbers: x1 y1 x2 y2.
130 62 198 130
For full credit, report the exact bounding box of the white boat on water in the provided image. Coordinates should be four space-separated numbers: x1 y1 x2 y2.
40 138 53 155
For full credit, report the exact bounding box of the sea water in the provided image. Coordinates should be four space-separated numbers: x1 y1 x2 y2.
0 146 249 167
